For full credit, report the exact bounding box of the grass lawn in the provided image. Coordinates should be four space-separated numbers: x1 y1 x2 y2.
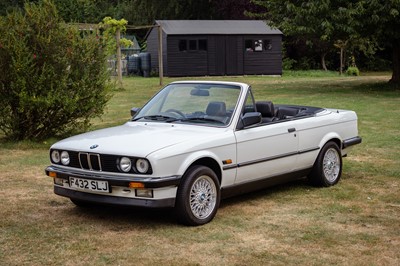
0 72 399 265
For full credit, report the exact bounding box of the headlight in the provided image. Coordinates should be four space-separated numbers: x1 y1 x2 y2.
136 159 149 174
119 157 132 172
60 151 70 165
51 150 60 163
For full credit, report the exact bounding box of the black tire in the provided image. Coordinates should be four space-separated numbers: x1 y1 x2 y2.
175 165 220 226
309 141 342 187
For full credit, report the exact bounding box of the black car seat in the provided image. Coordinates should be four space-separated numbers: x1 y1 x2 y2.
256 101 276 122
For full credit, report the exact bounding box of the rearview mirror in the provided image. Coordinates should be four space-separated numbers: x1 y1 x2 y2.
190 88 210 96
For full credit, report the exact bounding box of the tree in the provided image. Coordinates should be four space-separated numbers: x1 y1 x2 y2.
53 0 119 23
250 0 365 71
0 0 113 140
359 0 400 83
0 0 28 16
100 16 133 87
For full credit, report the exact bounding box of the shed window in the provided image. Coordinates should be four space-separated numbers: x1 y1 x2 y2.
199 39 208 51
254 40 263 51
189 40 197 50
245 39 272 52
264 39 272 50
245 40 253 52
179 40 187 51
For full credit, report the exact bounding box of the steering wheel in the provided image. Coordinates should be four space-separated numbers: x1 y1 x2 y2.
165 109 186 118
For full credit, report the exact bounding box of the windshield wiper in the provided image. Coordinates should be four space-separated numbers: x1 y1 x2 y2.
178 117 226 125
132 115 179 122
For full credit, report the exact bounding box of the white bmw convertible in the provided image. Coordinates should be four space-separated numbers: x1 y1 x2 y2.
46 81 362 225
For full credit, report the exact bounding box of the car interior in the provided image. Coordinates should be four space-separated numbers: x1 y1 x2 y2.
255 101 324 124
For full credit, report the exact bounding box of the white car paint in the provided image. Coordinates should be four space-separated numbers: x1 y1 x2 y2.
46 81 361 225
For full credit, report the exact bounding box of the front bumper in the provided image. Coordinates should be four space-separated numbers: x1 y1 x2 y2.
46 166 181 208
54 187 176 208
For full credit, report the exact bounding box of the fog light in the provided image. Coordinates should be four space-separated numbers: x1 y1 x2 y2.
135 189 153 198
54 177 64 186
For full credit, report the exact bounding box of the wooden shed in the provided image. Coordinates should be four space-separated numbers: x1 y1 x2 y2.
145 20 283 77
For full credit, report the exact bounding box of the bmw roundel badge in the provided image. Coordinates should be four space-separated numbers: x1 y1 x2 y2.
90 144 99 149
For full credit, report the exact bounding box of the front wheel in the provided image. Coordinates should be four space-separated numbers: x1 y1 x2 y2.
175 165 220 226
309 141 342 187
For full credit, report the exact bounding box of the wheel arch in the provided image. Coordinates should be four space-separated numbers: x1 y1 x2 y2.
181 156 222 186
319 133 342 152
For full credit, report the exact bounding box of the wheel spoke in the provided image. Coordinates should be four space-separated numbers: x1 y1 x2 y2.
323 148 340 182
189 175 217 219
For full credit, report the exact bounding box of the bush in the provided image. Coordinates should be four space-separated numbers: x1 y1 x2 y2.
346 66 360 76
282 57 297 70
0 0 113 140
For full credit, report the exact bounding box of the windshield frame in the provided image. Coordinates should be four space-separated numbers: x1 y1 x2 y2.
132 82 245 128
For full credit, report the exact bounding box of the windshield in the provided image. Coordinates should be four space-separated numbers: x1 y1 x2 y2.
133 83 242 126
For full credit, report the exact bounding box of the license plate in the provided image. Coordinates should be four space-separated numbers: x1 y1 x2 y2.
69 177 110 193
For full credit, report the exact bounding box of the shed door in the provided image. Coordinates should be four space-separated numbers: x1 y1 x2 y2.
215 37 225 75
226 36 238 75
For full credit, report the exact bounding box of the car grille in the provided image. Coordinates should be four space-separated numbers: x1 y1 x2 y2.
67 151 119 172
79 153 101 171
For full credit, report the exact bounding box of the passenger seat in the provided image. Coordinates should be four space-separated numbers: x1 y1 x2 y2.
256 101 276 123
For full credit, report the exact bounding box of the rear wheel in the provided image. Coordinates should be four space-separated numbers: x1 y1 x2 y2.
309 141 342 187
175 165 220 226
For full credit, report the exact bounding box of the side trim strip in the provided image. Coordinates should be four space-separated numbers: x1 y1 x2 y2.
222 147 319 170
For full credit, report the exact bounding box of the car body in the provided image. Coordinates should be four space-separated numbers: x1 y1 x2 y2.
46 81 362 225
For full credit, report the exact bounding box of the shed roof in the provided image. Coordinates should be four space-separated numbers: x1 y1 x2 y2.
155 20 282 35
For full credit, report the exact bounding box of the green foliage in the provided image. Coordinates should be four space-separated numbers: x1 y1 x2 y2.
53 0 118 23
346 67 360 76
282 57 296 70
249 0 374 71
99 16 134 56
0 0 113 140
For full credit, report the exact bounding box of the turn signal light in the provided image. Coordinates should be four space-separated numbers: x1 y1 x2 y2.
129 182 145 188
48 171 57 178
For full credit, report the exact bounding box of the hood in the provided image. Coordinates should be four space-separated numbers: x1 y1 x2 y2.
51 122 222 157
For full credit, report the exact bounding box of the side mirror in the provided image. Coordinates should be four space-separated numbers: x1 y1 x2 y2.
131 107 140 117
242 112 261 128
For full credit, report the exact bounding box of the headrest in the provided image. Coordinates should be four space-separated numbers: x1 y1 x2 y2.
206 101 226 116
256 101 274 117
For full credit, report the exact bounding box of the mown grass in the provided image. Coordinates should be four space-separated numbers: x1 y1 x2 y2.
0 72 399 265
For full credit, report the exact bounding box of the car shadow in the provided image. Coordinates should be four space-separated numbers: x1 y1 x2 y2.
66 202 178 227
62 178 312 227
219 178 311 208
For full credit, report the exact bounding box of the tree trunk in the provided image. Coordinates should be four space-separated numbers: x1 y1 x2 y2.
389 39 400 84
116 28 123 87
339 47 343 75
321 53 328 71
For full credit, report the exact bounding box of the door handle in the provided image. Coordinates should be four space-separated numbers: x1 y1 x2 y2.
288 128 296 133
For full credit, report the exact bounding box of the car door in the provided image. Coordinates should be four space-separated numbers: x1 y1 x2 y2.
233 92 299 184
234 122 299 184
